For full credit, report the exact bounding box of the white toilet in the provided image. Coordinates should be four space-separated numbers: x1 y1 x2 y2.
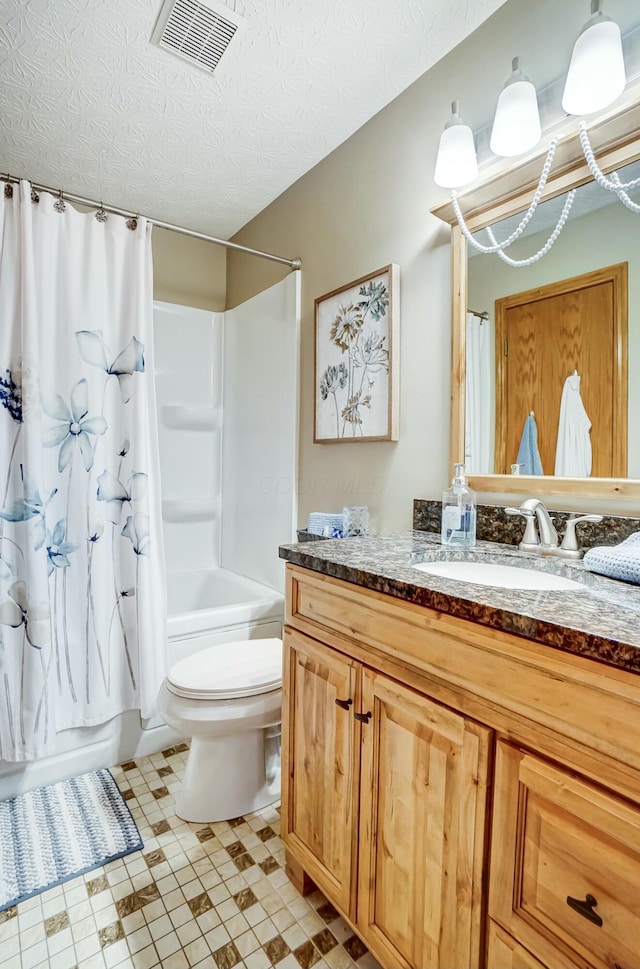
157 638 283 823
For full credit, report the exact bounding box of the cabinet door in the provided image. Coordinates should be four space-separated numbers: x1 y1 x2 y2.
357 669 491 969
490 741 640 969
281 627 361 917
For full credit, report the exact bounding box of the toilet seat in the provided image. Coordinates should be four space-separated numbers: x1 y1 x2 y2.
167 638 282 701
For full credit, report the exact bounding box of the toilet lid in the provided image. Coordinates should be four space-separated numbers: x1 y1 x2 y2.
167 638 283 700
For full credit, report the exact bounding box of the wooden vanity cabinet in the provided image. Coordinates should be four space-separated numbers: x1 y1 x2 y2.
282 564 640 969
282 589 492 968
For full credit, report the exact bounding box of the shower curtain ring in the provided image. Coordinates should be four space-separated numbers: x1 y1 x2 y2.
3 174 13 199
126 213 139 230
95 202 107 223
54 189 66 213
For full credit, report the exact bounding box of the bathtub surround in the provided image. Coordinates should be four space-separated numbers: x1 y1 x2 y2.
156 274 300 594
0 768 142 913
154 302 223 577
0 183 166 764
220 274 301 593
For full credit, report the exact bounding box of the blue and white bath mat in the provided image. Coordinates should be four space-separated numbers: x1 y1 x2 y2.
0 768 143 912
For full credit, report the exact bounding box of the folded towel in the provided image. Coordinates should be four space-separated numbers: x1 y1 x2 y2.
516 413 543 476
583 532 640 584
307 512 345 536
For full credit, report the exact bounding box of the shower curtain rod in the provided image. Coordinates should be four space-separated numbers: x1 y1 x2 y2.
467 307 489 320
5 175 302 270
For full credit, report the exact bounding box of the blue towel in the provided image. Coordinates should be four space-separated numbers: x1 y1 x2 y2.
583 532 640 584
516 414 543 476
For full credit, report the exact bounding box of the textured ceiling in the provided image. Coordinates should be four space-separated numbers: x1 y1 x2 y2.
0 0 508 238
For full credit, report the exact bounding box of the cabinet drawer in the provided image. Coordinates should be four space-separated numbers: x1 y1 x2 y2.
490 742 640 969
487 921 557 969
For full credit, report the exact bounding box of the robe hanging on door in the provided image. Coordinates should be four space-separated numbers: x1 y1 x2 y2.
554 373 592 477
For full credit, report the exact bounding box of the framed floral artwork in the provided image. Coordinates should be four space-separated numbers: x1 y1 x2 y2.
314 264 399 443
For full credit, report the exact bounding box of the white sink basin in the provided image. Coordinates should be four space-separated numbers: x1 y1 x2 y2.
413 560 584 591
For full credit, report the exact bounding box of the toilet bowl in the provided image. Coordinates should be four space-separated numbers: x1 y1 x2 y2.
157 638 283 823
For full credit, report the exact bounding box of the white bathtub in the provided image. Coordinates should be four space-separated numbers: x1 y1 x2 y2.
166 567 284 666
0 568 283 800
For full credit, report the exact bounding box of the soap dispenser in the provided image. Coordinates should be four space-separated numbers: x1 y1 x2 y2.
441 463 477 548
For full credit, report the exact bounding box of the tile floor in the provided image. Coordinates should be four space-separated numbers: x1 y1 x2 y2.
0 745 382 969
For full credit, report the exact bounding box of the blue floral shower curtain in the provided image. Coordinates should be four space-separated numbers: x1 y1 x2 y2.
0 182 166 762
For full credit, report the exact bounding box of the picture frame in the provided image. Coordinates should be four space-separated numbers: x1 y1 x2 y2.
314 264 399 443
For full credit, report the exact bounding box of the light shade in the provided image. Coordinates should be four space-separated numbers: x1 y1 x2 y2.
490 57 541 157
562 0 625 115
434 101 478 189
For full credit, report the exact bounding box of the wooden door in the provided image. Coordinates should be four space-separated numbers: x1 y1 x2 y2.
357 669 492 969
490 742 640 969
495 263 627 477
281 627 361 918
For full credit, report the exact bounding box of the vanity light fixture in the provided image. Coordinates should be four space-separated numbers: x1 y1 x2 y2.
434 0 632 265
562 0 626 116
434 101 477 189
490 57 541 158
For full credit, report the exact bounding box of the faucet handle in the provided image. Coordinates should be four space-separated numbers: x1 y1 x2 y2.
505 506 539 551
560 514 604 556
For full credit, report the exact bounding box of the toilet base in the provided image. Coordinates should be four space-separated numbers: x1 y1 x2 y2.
176 729 280 823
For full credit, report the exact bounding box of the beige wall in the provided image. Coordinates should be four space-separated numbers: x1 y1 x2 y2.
153 227 226 311
226 0 640 530
223 0 529 532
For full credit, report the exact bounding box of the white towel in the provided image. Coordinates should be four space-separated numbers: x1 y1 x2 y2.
554 374 592 477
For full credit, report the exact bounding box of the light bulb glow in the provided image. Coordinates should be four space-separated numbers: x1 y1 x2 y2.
490 79 541 157
434 115 477 189
562 18 625 115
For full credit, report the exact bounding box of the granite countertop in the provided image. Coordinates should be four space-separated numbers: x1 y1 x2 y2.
279 531 640 675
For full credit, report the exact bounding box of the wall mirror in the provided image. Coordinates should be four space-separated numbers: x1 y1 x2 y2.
432 99 640 500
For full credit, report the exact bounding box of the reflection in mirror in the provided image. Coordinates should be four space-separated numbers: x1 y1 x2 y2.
466 160 640 480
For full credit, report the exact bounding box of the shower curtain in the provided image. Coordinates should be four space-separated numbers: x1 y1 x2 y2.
464 312 492 474
0 182 166 762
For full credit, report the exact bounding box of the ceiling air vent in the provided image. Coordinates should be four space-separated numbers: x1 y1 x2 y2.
151 0 246 75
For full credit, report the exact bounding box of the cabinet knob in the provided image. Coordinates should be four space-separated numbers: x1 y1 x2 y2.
566 893 603 927
334 698 353 711
354 711 372 723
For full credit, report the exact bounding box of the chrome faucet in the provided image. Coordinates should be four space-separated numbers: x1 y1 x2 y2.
506 498 559 554
506 499 602 559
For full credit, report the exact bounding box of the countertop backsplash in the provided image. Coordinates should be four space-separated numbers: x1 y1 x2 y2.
413 499 640 550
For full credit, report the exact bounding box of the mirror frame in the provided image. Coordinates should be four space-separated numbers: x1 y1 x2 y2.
432 91 640 500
